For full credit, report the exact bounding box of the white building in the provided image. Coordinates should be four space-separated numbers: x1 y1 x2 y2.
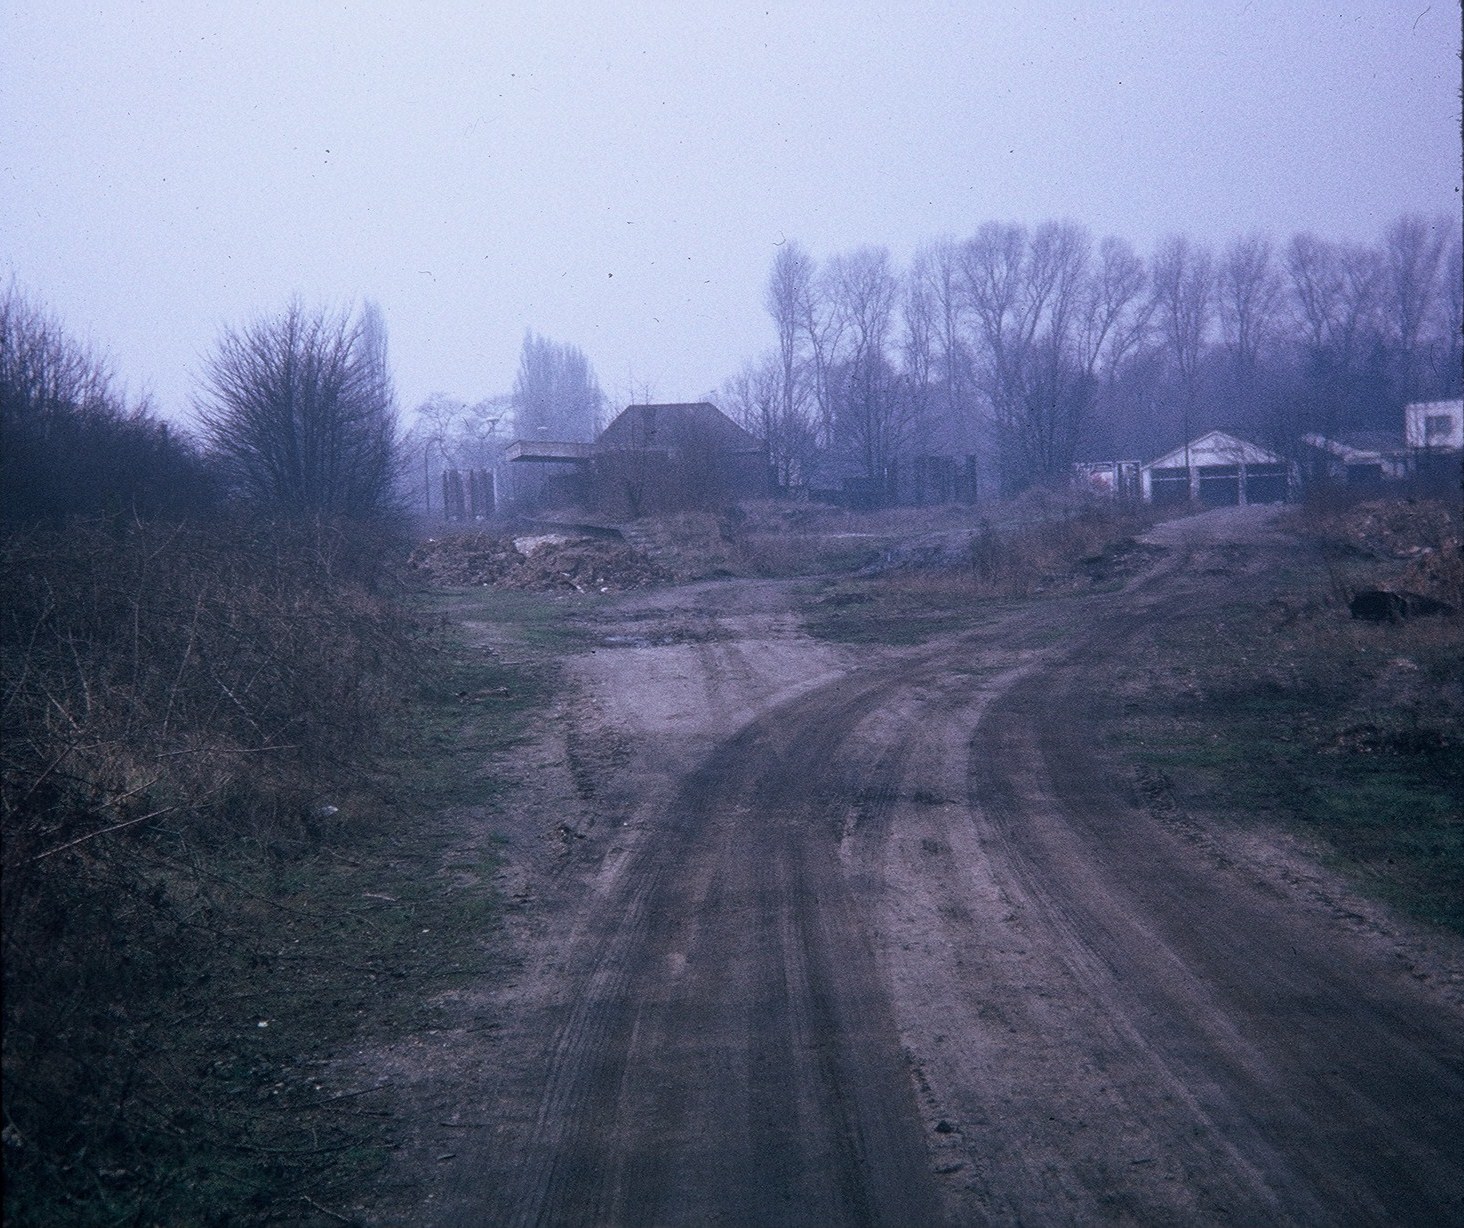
1299 431 1410 486
1140 431 1292 506
1404 399 1464 452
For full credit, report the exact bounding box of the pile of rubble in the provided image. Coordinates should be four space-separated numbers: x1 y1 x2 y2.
1334 499 1459 561
408 531 669 593
1323 498 1463 610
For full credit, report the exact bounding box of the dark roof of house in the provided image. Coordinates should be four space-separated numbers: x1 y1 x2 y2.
596 403 762 453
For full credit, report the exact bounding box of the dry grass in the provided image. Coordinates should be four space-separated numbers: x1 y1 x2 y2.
1 517 436 1225
801 498 1160 642
1121 495 1464 933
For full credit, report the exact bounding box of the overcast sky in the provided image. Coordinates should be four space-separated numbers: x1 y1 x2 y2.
2 1 1459 426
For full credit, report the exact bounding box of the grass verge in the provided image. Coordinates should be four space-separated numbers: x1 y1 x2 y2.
2 530 563 1226
1116 504 1462 935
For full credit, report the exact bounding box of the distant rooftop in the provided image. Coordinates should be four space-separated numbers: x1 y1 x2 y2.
505 439 595 464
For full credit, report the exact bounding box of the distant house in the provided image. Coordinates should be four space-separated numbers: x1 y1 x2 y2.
1300 431 1410 487
508 402 769 517
1298 399 1461 490
1140 431 1292 506
1403 398 1463 490
594 403 769 516
1404 399 1463 452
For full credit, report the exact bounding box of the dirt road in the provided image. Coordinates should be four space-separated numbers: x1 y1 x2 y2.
414 507 1463 1226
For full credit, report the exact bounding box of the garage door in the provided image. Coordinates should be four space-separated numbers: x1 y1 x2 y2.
1246 464 1290 503
1149 467 1190 505
1197 465 1240 506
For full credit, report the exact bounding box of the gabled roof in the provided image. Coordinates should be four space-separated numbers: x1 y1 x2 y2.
597 402 761 453
1144 430 1285 471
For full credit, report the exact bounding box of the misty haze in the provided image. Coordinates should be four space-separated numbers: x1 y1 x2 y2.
2 3 1461 1225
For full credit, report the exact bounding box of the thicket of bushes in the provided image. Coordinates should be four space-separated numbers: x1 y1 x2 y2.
2 286 428 1220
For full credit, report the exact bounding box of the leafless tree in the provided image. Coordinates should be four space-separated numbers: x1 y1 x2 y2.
960 221 1129 488
1286 234 1383 362
1283 233 1387 445
512 330 603 441
1433 234 1463 397
824 247 909 479
1383 213 1450 401
1080 236 1151 375
900 260 938 453
1150 234 1214 457
1217 234 1283 376
195 299 399 519
719 352 812 490
960 221 1035 483
909 239 979 450
764 242 818 458
800 256 850 450
1013 222 1098 481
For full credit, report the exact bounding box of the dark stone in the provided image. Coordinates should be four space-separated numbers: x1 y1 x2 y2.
1350 589 1453 622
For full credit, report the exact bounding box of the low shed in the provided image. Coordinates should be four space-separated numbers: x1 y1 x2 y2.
1141 431 1291 506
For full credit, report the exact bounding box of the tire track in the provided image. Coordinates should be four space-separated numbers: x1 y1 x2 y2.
483 662 942 1226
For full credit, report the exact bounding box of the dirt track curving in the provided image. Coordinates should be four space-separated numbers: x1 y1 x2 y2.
402 506 1463 1226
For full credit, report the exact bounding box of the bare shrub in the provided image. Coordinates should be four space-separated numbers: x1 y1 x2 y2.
195 301 400 520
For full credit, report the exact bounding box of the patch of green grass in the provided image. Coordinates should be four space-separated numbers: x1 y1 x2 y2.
417 586 597 652
1117 567 1464 935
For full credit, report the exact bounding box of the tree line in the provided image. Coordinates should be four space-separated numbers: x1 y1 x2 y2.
2 284 405 525
6 209 1457 524
717 213 1461 495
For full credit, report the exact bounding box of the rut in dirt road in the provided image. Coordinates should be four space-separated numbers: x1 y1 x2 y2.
483 668 941 1227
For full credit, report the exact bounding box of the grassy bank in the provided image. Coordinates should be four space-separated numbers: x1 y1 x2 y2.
801 500 1161 644
1119 499 1463 935
1 523 560 1225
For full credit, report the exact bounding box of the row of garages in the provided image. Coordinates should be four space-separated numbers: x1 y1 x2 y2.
1075 430 1293 507
1143 431 1292 506
1077 401 1464 506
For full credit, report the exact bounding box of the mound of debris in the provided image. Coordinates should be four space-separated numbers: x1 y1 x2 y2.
1332 499 1458 561
409 531 669 593
1327 499 1463 608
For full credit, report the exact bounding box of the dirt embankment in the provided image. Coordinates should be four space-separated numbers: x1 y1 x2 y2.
362 503 1463 1227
